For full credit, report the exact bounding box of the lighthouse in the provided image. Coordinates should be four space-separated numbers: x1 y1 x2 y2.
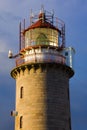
10 8 75 130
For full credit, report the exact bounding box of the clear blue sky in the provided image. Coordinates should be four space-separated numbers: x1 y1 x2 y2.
0 0 87 130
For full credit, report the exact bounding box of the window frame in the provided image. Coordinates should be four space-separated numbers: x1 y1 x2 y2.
20 86 23 98
20 116 23 128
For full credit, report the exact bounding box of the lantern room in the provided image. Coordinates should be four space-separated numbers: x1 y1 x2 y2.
20 9 65 51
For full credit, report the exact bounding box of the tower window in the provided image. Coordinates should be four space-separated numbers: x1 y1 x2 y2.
20 87 23 98
20 116 23 128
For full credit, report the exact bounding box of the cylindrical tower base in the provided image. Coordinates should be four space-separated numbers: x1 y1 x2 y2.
11 63 74 130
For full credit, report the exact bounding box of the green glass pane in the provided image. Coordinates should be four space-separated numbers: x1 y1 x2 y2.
36 33 49 45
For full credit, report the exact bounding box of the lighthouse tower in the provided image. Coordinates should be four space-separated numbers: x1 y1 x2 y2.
10 8 75 130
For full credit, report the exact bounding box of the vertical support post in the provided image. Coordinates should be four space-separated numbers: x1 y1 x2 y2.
62 23 65 48
52 9 54 25
23 19 25 48
24 19 25 30
19 22 21 51
30 9 33 25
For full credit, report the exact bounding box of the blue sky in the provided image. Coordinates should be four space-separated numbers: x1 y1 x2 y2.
0 0 87 130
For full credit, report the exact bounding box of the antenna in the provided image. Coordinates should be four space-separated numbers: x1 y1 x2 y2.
41 4 44 13
19 22 21 51
30 9 34 25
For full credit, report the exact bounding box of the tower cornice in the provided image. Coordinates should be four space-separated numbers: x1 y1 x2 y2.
11 63 74 79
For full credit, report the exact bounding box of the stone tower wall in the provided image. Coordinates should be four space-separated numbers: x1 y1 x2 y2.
11 63 71 130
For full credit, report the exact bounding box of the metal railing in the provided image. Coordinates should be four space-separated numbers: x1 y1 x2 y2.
16 52 65 67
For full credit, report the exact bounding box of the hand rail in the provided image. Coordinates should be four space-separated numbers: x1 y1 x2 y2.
16 52 65 67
